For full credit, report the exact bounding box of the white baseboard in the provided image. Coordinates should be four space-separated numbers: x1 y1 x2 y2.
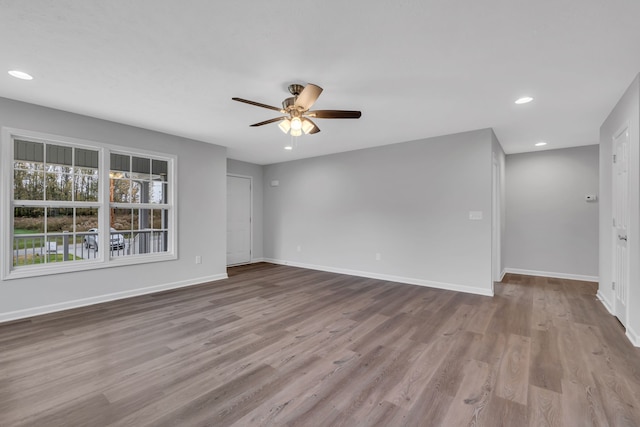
596 290 614 315
0 273 228 324
595 292 640 348
264 258 494 297
627 326 640 348
499 269 507 282
503 268 598 283
226 258 266 267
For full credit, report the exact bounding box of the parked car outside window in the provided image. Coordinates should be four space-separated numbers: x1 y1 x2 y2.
83 228 125 251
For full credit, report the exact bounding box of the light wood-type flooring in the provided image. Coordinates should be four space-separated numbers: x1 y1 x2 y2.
2 263 640 426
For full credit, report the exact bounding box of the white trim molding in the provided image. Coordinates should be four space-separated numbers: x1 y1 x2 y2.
504 268 598 283
596 290 614 315
0 273 228 324
626 326 640 348
264 258 494 297
596 290 639 348
499 269 507 282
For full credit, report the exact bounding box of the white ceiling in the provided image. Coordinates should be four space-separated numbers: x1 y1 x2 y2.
1 1 639 165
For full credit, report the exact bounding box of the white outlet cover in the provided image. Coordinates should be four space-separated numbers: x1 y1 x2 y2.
469 211 483 220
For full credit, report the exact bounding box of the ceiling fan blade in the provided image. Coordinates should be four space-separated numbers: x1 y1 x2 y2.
250 117 288 127
302 118 321 134
307 110 362 119
232 97 284 112
294 84 323 111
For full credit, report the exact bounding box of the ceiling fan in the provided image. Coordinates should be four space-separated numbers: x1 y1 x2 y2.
232 83 361 136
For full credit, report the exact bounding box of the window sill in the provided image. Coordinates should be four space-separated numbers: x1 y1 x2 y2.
3 252 178 280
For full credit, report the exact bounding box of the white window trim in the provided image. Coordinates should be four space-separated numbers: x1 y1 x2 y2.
1 127 178 280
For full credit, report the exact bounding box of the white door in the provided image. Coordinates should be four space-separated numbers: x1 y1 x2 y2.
227 175 252 266
612 127 630 326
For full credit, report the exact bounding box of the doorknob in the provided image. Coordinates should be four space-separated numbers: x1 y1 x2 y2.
618 235 628 241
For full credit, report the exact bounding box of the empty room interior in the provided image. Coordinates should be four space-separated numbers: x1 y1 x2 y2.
1 2 640 426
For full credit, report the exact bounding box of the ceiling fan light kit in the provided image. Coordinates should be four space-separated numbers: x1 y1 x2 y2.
232 82 362 137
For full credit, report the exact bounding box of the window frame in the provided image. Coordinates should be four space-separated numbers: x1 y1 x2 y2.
1 127 178 280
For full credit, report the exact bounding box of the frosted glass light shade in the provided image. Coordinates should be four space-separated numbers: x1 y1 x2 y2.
290 117 302 131
278 119 291 134
301 119 315 134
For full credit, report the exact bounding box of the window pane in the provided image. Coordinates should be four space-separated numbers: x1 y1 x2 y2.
75 208 99 232
111 208 133 231
14 140 44 162
150 182 167 204
110 178 131 203
75 148 98 169
110 153 130 172
131 180 143 203
74 168 99 201
46 208 74 233
14 161 44 201
46 170 73 201
109 208 131 257
46 144 72 166
14 207 45 233
132 157 150 174
152 159 168 178
13 207 45 267
151 209 168 229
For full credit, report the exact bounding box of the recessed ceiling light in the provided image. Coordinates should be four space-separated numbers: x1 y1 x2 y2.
8 70 34 80
284 146 293 151
535 142 547 147
515 96 533 104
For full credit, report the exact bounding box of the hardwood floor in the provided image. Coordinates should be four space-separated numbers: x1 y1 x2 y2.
1 263 640 426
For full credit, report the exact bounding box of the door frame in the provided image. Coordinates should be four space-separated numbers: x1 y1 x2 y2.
612 123 630 327
492 154 502 291
227 173 253 266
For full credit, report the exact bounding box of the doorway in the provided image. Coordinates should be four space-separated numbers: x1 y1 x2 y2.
612 125 630 327
227 174 252 266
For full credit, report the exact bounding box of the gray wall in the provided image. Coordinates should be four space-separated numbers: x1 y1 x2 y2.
504 145 599 279
263 129 495 295
599 73 640 344
0 97 228 320
227 159 264 261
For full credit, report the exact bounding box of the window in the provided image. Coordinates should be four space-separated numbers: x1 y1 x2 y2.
12 139 100 268
2 129 176 279
109 153 170 257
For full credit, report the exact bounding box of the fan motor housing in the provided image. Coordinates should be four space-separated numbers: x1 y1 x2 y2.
282 96 296 110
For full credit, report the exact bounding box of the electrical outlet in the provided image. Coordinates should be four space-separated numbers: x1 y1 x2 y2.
297 245 302 252
195 255 202 264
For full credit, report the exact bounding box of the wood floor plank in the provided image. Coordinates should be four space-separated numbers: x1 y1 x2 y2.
561 379 610 427
481 395 528 427
528 385 563 427
495 333 531 405
529 328 563 393
2 263 640 426
439 358 494 425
